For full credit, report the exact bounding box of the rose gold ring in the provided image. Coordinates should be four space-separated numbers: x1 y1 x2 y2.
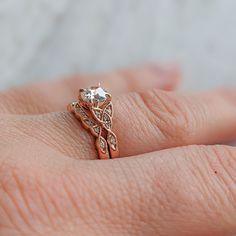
67 85 119 159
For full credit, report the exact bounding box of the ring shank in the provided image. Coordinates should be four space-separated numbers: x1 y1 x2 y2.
68 100 119 159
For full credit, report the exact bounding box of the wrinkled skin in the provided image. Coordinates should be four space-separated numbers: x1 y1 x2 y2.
0 65 236 236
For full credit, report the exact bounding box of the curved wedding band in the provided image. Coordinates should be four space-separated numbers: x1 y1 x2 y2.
67 86 119 159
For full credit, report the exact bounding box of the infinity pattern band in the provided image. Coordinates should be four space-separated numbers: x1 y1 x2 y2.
68 86 119 159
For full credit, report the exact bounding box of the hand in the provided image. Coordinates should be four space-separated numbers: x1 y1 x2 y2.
0 65 235 236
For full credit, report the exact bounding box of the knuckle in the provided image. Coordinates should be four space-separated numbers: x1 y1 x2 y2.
138 89 196 143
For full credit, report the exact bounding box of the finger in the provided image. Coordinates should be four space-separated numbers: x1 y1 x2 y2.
73 64 180 93
2 88 236 160
54 145 235 235
1 141 235 235
0 64 180 114
74 145 236 235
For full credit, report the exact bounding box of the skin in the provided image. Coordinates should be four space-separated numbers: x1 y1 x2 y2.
0 64 236 236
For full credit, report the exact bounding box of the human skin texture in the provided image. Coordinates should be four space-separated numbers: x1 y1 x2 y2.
0 64 236 236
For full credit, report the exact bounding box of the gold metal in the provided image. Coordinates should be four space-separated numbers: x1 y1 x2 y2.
68 86 119 159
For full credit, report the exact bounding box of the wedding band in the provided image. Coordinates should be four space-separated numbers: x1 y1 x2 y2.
68 85 119 159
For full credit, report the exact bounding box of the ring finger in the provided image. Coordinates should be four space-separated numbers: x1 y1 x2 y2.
1 87 236 160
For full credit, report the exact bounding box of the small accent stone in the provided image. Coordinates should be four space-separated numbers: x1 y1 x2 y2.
94 126 101 134
105 105 112 116
84 119 94 127
76 107 87 117
104 114 109 121
105 122 111 129
108 133 117 150
100 141 105 149
95 110 102 119
99 138 107 153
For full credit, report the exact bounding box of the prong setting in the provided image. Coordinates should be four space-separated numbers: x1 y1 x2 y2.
69 85 119 159
79 86 110 106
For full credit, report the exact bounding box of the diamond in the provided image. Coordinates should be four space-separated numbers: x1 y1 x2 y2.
105 104 112 116
103 113 111 129
76 108 87 117
98 137 107 153
80 89 93 103
104 113 109 121
80 87 107 104
107 133 117 151
84 119 95 127
100 140 105 149
94 126 101 134
94 109 103 120
93 87 107 102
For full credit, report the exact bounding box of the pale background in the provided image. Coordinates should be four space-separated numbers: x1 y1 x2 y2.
0 0 236 90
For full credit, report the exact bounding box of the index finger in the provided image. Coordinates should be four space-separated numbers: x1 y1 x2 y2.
0 64 180 114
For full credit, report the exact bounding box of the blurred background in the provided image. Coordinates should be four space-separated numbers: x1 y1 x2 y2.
0 0 236 90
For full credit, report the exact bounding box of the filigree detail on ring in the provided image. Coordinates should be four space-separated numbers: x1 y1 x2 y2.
68 85 119 159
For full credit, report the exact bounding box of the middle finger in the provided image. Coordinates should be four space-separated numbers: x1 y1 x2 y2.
0 64 179 114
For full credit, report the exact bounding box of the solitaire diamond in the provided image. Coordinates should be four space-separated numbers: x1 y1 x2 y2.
80 87 107 103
